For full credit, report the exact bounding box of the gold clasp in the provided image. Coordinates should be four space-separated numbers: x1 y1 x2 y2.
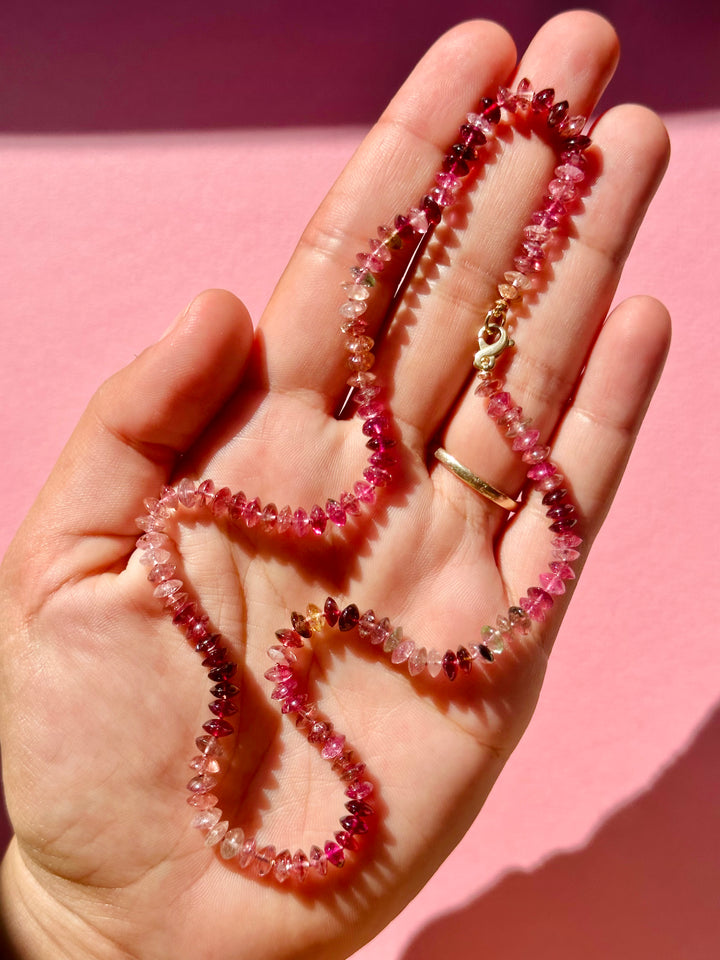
473 314 514 372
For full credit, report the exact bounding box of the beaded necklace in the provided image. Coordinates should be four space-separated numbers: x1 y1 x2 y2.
135 78 590 883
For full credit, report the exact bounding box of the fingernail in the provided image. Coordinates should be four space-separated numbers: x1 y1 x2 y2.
159 296 196 341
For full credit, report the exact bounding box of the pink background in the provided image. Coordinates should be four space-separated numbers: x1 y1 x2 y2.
1 3 718 958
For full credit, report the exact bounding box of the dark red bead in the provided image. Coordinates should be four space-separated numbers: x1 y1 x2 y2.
210 681 239 699
533 88 554 112
478 97 501 123
442 650 458 681
362 415 390 437
542 488 567 506
478 644 494 662
449 142 477 162
201 647 227 667
562 135 592 152
456 646 473 675
366 435 396 451
339 604 360 631
421 195 442 225
550 518 578 533
324 596 340 626
442 155 469 177
187 621 211 642
334 830 359 850
340 815 368 835
346 799 374 817
275 627 303 647
546 503 575 521
547 101 569 126
394 214 415 240
172 602 196 625
209 698 238 717
195 633 222 653
208 661 237 682
202 718 234 738
290 614 312 639
459 123 487 148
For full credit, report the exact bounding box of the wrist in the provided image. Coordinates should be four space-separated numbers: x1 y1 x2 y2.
1 840 121 960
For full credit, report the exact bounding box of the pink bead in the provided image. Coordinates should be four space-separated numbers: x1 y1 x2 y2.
391 639 414 664
321 735 346 760
177 478 199 508
548 179 578 202
346 779 373 801
539 572 566 595
310 505 327 534
273 850 293 883
537 473 564 493
363 466 392 487
196 479 215 504
264 664 293 682
555 162 585 183
243 497 262 527
187 774 218 794
239 837 257 868
187 793 219 810
324 841 345 868
292 850 310 881
353 480 376 504
255 845 276 878
309 844 328 876
196 735 225 758
486 391 512 419
147 563 176 583
511 428 541 452
550 561 576 580
211 487 232 517
475 377 502 397
527 461 557 481
261 502 278 530
340 492 360 516
292 508 310 537
276 506 293 534
153 579 183 598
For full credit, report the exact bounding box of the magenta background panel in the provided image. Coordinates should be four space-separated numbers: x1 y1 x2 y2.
1 3 718 958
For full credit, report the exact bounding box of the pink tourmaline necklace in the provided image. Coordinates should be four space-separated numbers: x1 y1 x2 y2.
135 78 590 883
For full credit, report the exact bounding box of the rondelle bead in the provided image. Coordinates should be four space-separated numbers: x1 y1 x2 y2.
205 820 229 846
309 844 328 876
255 845 276 878
273 850 293 883
339 604 360 631
456 646 473 674
292 850 310 881
202 718 234 738
192 808 222 830
239 837 256 868
442 650 458 681
220 827 245 860
408 646 428 676
324 841 345 867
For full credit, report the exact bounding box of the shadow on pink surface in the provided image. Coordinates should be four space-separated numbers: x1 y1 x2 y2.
0 0 716 132
397 703 720 960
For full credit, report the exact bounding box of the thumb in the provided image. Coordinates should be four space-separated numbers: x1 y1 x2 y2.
6 289 254 593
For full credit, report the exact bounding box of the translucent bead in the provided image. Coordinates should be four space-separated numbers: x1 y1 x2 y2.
153 579 183 598
505 417 532 439
205 820 229 846
339 300 368 319
539 572 566 595
407 207 430 234
292 508 310 537
537 473 565 493
532 87 554 112
191 808 222 831
292 850 310 881
267 644 297 664
524 224 552 243
324 596 340 626
187 793 218 810
340 318 368 337
195 735 225 758
239 837 257 868
255 845 276 877
558 115 586 137
391 639 414 664
324 841 345 868
408 646 427 676
310 505 327 535
481 625 504 655
554 162 585 183
309 844 328 876
273 850 293 883
465 112 494 136
442 650 458 681
187 773 218 794
305 603 325 632
147 562 176 583
346 352 374 372
522 444 550 464
426 649 443 678
547 100 569 126
135 515 165 533
243 497 262 527
220 827 245 859
511 427 541 451
353 480 376 504
457 646 473 674
177 477 199 508
341 281 371 301
346 334 374 354
548 179 578 202
276 506 293 534
321 735 346 760
345 779 373 800
369 238 392 262
190 755 220 774
211 487 232 517
196 479 215 504
515 78 534 106
497 283 522 301
383 626 401 653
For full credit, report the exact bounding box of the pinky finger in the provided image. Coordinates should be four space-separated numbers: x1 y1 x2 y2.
501 294 671 614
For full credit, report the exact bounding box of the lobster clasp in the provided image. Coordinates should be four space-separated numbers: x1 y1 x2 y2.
473 319 514 372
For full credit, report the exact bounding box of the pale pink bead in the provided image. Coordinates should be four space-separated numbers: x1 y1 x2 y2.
276 506 293 534
558 115 586 137
138 547 171 566
211 487 232 517
408 646 428 676
426 649 443 678
220 827 245 860
135 515 165 532
527 461 557 482
309 844 328 876
147 562 176 583
325 499 347 527
267 644 297 664
548 179 578 202
353 480 376 504
522 444 551 464
391 639 415 664
466 111 495 135
486 392 512 419
339 299 368 319
255 845 276 877
142 497 170 518
552 545 581 562
261 503 278 530
292 850 310 881
475 376 502 397
191 808 222 830
511 428 541 452
274 850 293 883
341 281 371 301
340 492 361 516
407 207 430 234
177 477 199 508
205 820 229 846
321 735 346 760
239 837 257 868
137 531 169 550
505 417 532 438
524 224 552 243
553 532 583 548
243 497 262 527
554 162 585 183
160 485 179 508
187 773 218 794
196 735 225 758
153 579 183 598
189 755 220 774
187 793 218 810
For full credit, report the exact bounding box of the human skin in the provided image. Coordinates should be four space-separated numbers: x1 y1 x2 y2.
0 11 670 960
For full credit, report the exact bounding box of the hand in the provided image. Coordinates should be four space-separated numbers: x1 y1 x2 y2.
0 12 670 960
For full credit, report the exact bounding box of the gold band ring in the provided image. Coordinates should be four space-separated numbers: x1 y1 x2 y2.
434 448 519 511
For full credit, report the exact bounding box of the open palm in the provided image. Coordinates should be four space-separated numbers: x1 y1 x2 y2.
0 13 670 960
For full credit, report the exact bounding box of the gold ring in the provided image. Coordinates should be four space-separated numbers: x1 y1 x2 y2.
434 448 519 511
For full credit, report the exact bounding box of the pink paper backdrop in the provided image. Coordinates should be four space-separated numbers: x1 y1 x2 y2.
1 3 718 958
